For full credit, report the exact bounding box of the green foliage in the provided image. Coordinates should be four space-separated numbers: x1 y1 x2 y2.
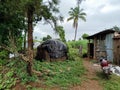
42 35 52 41
112 25 120 32
67 40 88 48
56 26 66 42
0 43 86 89
34 59 85 88
6 59 38 84
0 58 38 89
82 33 89 39
0 68 16 90
67 40 88 58
0 50 8 60
0 56 85 89
67 48 79 60
0 0 25 46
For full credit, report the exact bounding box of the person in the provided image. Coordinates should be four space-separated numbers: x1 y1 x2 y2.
100 58 109 68
99 58 112 75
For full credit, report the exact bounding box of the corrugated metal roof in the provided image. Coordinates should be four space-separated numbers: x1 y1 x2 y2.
86 29 115 39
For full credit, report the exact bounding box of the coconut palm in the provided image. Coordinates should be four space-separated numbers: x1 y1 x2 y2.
67 7 86 41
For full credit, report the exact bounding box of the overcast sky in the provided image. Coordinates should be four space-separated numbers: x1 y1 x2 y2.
33 0 120 41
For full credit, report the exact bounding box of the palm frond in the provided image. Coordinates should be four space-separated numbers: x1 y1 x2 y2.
80 12 86 16
67 17 74 21
79 16 86 21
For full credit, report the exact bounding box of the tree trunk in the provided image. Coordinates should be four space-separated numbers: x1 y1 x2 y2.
27 5 34 76
23 29 27 51
74 27 77 41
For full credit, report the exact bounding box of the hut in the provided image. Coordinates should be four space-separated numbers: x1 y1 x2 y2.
35 39 68 61
86 29 120 64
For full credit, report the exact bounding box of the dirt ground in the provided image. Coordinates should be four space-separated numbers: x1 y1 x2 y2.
13 59 103 90
69 59 103 90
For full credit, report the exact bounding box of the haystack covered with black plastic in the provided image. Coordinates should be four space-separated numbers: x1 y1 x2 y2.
35 39 68 61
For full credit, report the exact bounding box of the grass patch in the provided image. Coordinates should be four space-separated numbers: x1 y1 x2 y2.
0 57 85 89
96 72 120 90
0 58 38 89
34 59 85 88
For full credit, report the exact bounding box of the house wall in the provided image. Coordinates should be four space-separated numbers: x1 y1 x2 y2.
94 37 97 59
105 33 114 62
113 37 120 65
94 35 106 60
92 33 114 62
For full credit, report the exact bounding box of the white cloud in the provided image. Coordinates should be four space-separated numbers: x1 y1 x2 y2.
100 4 120 13
34 0 120 41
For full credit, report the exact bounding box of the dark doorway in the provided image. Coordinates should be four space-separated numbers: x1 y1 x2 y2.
88 43 94 58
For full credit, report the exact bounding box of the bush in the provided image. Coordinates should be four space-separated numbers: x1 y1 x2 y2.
68 48 79 60
0 50 9 60
67 40 88 49
67 40 88 59
7 59 38 83
0 68 16 89
0 58 38 89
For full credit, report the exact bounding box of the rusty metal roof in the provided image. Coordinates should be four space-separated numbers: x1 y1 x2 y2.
86 29 115 39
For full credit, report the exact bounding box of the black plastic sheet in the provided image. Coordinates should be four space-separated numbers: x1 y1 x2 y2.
35 39 68 60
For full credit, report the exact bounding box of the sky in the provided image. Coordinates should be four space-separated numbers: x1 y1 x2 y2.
33 0 120 41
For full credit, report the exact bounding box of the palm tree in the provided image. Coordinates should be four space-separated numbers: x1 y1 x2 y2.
67 7 86 41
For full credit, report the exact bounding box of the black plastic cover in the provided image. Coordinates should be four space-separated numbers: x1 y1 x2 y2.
35 39 68 60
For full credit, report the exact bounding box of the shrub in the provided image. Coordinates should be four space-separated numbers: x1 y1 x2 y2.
0 68 16 89
0 50 9 60
67 40 88 59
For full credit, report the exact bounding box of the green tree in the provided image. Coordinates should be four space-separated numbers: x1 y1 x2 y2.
42 35 52 41
21 0 62 75
82 33 89 39
112 26 120 32
67 7 86 41
0 0 25 50
56 26 66 42
0 0 62 76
